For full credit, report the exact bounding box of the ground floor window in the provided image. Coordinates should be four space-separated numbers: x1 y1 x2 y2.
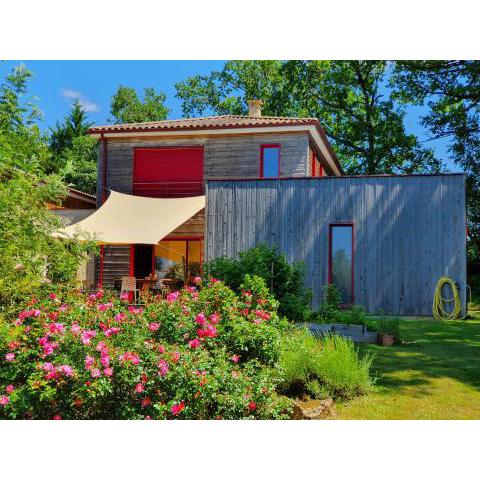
329 224 354 305
154 238 202 285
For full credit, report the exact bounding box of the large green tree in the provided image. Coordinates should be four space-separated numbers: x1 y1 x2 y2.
392 61 480 259
110 85 169 124
176 60 440 175
47 101 97 194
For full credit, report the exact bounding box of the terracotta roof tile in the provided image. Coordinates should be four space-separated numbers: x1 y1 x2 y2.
87 115 320 134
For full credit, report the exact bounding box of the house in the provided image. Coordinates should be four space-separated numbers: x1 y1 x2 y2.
66 100 466 316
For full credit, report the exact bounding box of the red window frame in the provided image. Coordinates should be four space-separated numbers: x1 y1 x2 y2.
260 144 281 178
328 223 355 305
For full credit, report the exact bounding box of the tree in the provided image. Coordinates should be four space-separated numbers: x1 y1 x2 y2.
392 61 480 259
0 64 50 174
47 101 97 193
110 86 169 124
176 60 440 175
49 100 93 157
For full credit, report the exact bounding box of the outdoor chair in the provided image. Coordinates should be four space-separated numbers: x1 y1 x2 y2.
120 276 140 303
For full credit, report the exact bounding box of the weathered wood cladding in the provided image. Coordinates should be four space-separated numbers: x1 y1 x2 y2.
94 245 130 288
97 132 311 201
205 175 467 316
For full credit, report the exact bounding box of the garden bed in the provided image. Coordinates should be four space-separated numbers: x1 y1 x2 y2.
295 322 378 343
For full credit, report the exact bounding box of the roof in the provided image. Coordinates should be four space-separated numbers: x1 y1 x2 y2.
68 187 96 201
87 115 343 176
87 115 321 134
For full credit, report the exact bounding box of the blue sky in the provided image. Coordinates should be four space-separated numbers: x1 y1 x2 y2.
1 60 456 170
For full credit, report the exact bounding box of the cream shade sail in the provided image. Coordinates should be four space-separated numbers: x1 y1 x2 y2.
55 191 205 245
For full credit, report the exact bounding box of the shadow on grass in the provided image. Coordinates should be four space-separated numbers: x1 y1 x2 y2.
358 318 480 394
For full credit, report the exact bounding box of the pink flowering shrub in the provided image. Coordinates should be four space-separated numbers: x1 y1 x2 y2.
0 276 292 419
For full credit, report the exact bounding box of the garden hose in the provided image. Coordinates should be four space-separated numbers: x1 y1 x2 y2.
432 277 462 320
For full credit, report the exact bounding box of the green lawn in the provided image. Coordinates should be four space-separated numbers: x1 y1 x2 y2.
335 313 480 419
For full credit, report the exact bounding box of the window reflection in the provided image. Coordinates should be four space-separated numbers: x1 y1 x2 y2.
330 225 353 304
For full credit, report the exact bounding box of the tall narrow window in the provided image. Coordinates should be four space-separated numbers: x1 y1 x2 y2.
260 145 280 178
329 224 354 304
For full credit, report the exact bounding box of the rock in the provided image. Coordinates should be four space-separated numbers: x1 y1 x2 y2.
292 399 335 419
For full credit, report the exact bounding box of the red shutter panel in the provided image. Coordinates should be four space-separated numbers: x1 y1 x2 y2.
133 147 204 198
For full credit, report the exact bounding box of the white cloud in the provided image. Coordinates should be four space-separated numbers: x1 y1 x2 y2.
61 88 100 113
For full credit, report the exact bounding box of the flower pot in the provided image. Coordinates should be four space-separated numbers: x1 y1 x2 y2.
379 333 395 346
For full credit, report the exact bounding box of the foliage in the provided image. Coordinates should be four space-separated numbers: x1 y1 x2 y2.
110 86 169 124
279 329 373 400
46 102 97 194
205 244 312 321
0 64 51 174
0 167 95 314
176 60 440 175
392 61 480 260
0 276 293 419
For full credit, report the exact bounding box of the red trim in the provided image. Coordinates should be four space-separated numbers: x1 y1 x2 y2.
129 245 135 277
328 223 355 305
260 144 281 178
99 245 105 288
319 164 324 177
151 247 155 275
162 235 203 241
101 134 108 204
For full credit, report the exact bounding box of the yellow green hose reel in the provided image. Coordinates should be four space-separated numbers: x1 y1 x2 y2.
433 277 462 320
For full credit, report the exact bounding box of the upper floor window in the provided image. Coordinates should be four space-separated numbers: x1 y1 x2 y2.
260 145 280 178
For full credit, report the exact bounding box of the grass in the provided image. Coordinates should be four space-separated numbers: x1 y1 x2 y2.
334 312 480 419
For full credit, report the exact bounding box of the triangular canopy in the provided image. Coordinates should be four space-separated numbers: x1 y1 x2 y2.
55 191 205 245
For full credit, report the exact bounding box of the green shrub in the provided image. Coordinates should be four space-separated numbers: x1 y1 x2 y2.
205 244 312 321
279 329 373 400
0 276 293 419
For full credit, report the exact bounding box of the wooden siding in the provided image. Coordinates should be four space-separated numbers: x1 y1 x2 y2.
168 209 205 237
97 132 310 202
205 175 467 316
95 245 131 288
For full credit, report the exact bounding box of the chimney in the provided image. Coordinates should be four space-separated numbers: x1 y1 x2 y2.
247 99 263 117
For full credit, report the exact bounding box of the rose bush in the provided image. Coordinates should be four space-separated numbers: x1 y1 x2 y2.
0 275 293 419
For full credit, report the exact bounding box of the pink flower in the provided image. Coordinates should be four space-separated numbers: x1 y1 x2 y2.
195 313 206 326
5 385 14 394
96 290 104 299
141 397 152 408
49 293 57 300
158 359 169 377
53 414 62 420
104 367 113 377
148 322 160 332
100 354 110 367
171 351 180 363
209 313 220 324
186 286 196 293
33 309 41 317
71 323 82 335
135 383 144 393
119 352 140 365
248 401 257 411
193 276 202 285
5 353 15 362
166 291 180 303
171 401 185 416
42 362 54 372
105 327 121 337
96 341 107 352
128 306 143 315
188 338 200 349
81 330 97 345
59 365 74 377
120 292 129 301
158 345 166 354
230 355 240 364
85 356 95 370
59 304 69 312
97 303 108 312
0 396 10 406
90 368 101 378
210 277 219 283
48 323 65 334
45 370 58 380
